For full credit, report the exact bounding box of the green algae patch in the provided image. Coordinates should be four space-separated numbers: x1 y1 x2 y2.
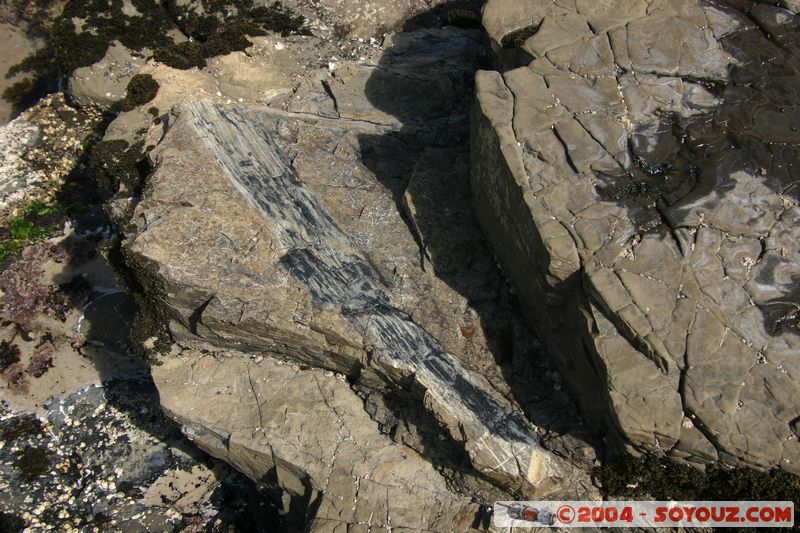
0 202 65 266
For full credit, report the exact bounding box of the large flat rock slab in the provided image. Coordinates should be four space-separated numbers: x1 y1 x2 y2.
473 0 800 473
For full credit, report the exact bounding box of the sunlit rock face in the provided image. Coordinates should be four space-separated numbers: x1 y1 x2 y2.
114 17 599 529
136 100 571 494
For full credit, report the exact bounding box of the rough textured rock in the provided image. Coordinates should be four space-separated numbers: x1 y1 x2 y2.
69 42 149 110
473 0 800 474
0 20 43 124
0 380 260 531
285 0 453 37
127 98 574 496
0 200 264 530
154 350 486 532
3 1 798 527
39 0 476 118
107 16 599 523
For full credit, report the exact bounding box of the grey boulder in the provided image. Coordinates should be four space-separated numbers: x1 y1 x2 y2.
473 0 800 473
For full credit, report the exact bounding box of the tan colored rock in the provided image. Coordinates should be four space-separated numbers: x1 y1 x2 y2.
290 0 450 38
96 18 600 525
69 42 149 110
0 21 44 124
124 99 580 496
154 350 485 532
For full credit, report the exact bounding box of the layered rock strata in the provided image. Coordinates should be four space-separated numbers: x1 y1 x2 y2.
113 22 598 528
155 350 487 531
129 100 572 497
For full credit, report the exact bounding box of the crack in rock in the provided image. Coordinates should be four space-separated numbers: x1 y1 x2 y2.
180 101 570 495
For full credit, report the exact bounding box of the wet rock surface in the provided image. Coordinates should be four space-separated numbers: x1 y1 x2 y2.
0 1 602 528
0 1 61 124
0 94 103 223
0 235 269 532
0 84 270 531
473 0 800 473
0 234 269 532
0 381 263 532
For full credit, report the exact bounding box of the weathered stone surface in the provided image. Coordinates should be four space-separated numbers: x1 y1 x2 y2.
0 21 43 124
109 20 601 514
154 349 486 532
0 193 262 530
474 0 800 473
69 42 149 110
1 1 604 529
0 94 103 224
0 379 258 531
125 100 574 496
326 27 483 130
288 0 448 38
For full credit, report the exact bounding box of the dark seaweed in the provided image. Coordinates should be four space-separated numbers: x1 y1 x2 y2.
120 74 159 112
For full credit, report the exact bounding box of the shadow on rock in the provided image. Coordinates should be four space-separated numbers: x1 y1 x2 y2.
587 1 800 338
358 1 602 467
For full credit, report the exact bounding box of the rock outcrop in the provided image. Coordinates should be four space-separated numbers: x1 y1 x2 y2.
155 350 486 531
473 0 800 474
0 103 263 529
101 15 599 528
126 95 575 494
5 0 800 529
69 42 150 110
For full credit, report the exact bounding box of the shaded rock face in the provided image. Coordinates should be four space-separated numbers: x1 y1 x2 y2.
113 16 598 529
0 2 61 124
473 0 800 473
0 21 43 124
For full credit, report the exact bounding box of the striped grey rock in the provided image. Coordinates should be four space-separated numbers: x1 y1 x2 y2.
124 98 583 499
473 0 800 473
